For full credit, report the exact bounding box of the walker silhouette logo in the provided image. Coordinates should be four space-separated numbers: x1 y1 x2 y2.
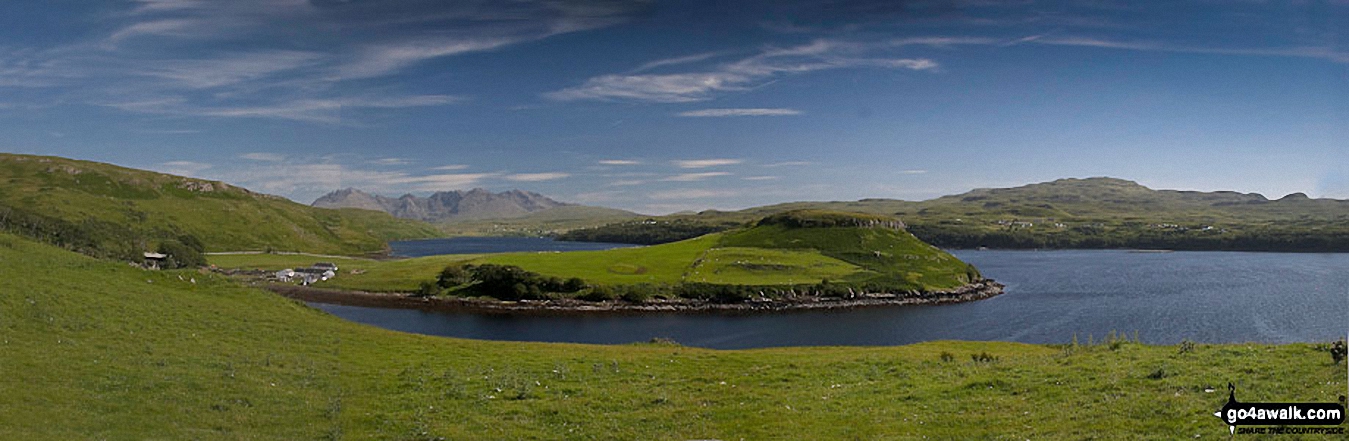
1213 383 1345 435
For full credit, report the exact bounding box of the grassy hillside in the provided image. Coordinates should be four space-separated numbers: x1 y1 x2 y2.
561 178 1349 251
0 154 442 257
5 232 1345 439
226 210 979 294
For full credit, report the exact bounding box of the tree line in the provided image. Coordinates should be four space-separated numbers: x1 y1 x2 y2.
422 263 977 303
0 203 206 268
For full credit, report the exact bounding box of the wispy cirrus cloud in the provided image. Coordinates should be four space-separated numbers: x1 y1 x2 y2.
504 172 570 182
339 38 518 80
199 159 501 202
1031 36 1349 64
630 51 730 73
763 161 812 167
158 160 212 176
133 50 324 89
649 189 740 200
662 172 732 182
433 164 469 171
104 94 461 124
545 39 939 103
372 157 409 166
335 1 643 79
106 18 201 43
673 158 743 168
677 108 802 117
240 152 285 162
12 1 643 125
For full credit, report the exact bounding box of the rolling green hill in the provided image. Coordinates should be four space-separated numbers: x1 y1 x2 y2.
4 231 1343 438
0 154 442 259
561 178 1349 251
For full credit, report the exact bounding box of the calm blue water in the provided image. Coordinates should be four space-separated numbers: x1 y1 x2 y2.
314 245 1349 349
389 236 638 257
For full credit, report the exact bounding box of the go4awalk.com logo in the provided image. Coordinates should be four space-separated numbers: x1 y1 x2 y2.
1214 383 1345 435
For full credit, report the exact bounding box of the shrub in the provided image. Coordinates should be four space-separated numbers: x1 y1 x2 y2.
563 277 586 292
578 285 617 302
436 265 470 288
157 238 206 269
619 286 651 303
455 264 586 301
414 281 440 298
971 352 998 363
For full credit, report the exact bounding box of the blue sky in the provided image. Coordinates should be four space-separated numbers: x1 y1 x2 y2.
1 0 1345 214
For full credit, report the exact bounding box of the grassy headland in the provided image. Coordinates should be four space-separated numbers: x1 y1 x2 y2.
217 210 985 301
3 231 1344 439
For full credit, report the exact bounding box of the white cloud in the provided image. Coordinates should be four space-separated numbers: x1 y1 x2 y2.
662 172 732 182
432 164 469 170
372 157 409 166
1033 36 1349 64
649 189 740 200
334 3 642 79
677 108 801 117
571 190 626 203
212 160 499 200
104 94 461 123
631 51 728 72
340 38 517 80
23 1 642 125
673 158 742 168
545 72 751 103
403 173 498 191
763 161 812 167
899 169 928 174
240 152 285 162
134 51 324 89
606 180 645 186
546 39 939 102
598 159 641 165
107 18 202 43
158 160 212 176
504 172 570 182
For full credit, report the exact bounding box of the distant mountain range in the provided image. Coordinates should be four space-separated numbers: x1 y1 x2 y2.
312 188 636 223
560 177 1349 252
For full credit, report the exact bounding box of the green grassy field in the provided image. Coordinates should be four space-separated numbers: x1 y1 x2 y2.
686 247 861 285
4 232 1345 439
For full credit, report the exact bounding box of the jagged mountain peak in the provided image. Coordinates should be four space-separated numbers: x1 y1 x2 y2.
312 188 571 222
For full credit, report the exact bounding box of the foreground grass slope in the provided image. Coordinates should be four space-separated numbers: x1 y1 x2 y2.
0 154 441 256
2 232 1345 439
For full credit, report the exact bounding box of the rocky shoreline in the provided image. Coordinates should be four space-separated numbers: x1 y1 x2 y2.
268 280 1005 315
